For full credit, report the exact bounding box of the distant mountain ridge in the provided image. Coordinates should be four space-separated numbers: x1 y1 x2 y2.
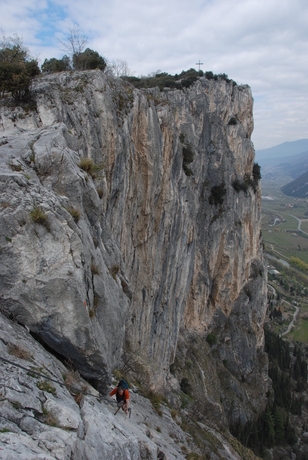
259 150 308 180
256 139 308 160
281 170 308 198
256 140 308 181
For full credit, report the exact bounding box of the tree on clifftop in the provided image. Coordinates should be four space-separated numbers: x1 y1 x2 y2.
41 55 71 73
57 25 106 71
0 33 40 100
73 48 106 71
58 24 88 69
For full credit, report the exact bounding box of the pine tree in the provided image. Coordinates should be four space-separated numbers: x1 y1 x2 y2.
274 408 284 443
263 406 275 447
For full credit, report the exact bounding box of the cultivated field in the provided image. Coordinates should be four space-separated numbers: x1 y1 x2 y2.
261 177 308 344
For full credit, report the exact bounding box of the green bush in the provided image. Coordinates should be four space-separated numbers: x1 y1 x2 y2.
73 48 106 71
36 380 57 396
0 35 40 101
252 162 261 183
209 183 226 206
180 377 192 395
124 68 234 91
41 55 71 73
124 68 202 91
183 144 194 164
206 333 217 346
217 72 231 83
233 164 261 194
0 61 40 100
205 71 217 80
290 256 308 273
232 179 248 193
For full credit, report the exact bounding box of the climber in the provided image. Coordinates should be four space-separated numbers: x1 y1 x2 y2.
110 379 130 415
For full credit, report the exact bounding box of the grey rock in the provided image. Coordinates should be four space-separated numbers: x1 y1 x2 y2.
1 311 246 459
0 70 267 422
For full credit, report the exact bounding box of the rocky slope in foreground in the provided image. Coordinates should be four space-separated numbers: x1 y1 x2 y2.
0 312 260 459
0 69 268 453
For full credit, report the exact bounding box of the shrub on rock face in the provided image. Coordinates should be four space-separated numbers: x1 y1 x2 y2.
180 377 192 395
232 164 261 195
232 179 249 193
78 158 103 179
206 333 217 346
78 157 94 173
252 162 261 183
209 183 226 206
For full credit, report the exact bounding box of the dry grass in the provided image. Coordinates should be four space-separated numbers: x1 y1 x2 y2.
78 158 103 179
66 206 80 223
42 407 59 427
78 157 94 173
110 265 119 280
97 188 104 198
36 380 57 396
91 263 100 275
8 162 22 172
74 392 83 406
30 206 49 228
8 343 32 361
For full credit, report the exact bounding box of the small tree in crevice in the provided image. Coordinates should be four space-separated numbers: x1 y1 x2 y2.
252 162 261 184
232 163 261 194
209 183 226 206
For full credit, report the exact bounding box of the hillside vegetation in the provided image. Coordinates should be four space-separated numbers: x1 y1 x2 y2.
281 170 308 198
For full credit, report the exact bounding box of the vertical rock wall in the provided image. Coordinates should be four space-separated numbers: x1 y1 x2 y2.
0 70 267 414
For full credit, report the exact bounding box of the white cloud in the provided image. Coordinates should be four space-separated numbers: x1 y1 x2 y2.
1 0 307 150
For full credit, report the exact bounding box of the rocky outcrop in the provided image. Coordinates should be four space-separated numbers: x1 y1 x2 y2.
0 312 259 459
0 70 267 425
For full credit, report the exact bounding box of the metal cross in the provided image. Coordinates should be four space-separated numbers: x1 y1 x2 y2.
196 60 203 72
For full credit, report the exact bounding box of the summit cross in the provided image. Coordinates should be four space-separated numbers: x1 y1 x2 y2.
196 60 203 72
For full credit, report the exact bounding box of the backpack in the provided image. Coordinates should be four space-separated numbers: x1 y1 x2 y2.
116 379 129 402
117 379 129 390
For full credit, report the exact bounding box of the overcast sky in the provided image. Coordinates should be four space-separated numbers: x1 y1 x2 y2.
1 0 307 150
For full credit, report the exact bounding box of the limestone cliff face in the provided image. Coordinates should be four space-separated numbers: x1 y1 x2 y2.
0 70 267 418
